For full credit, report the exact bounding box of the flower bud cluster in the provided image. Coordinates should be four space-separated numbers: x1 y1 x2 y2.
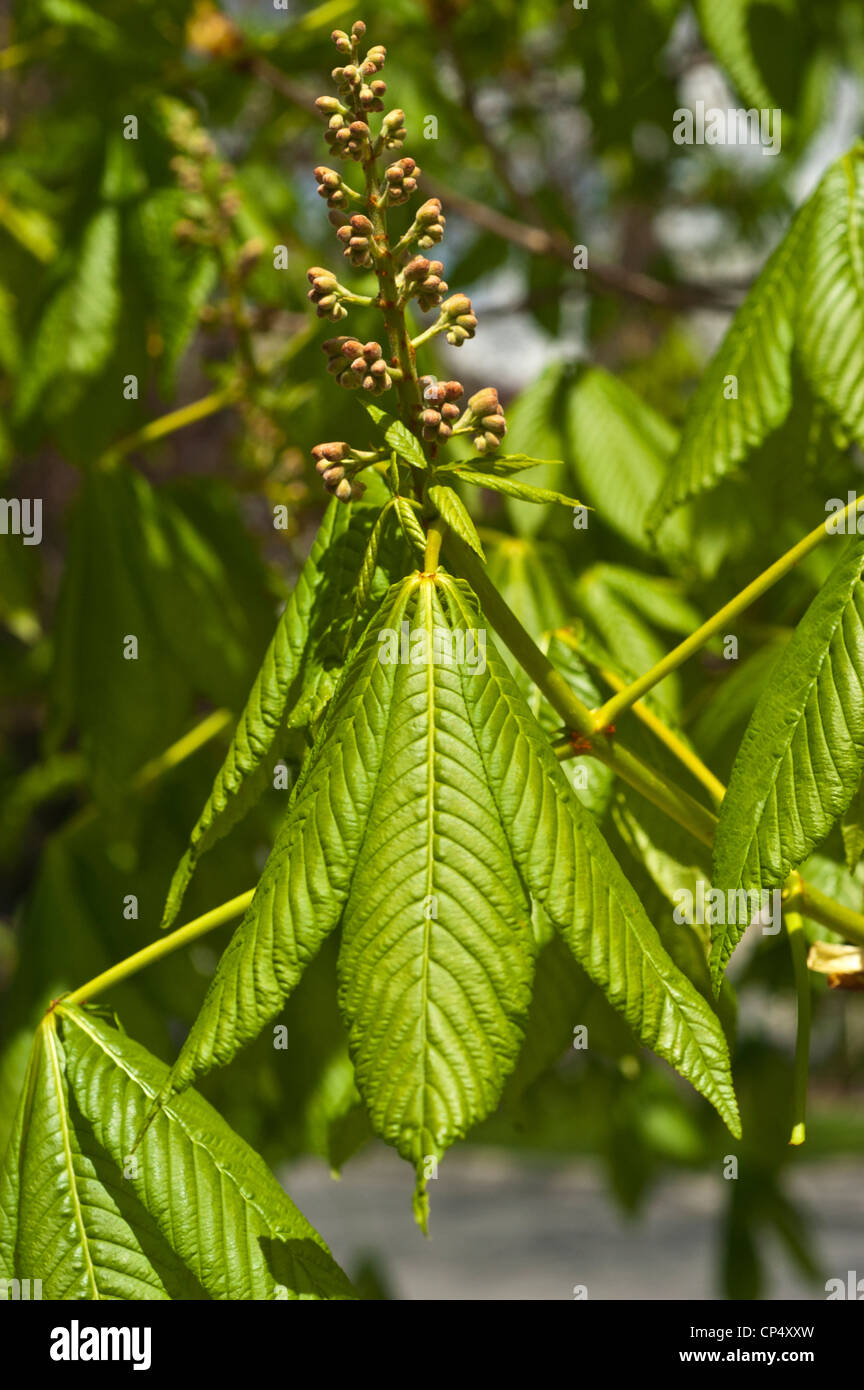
313 165 348 211
402 256 448 311
335 214 375 268
463 387 507 453
323 113 372 162
322 336 394 394
306 267 348 322
418 377 464 441
441 294 478 346
413 198 445 248
384 156 419 205
326 23 388 131
311 441 367 503
380 108 407 150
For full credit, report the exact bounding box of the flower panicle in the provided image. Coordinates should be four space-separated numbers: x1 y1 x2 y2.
308 20 505 501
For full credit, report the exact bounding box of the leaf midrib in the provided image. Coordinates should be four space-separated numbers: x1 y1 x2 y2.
43 1017 100 1300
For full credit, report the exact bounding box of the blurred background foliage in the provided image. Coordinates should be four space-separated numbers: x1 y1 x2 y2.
2 0 864 1299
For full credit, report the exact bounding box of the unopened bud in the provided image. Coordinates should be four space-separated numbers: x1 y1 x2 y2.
416 198 442 226
467 387 499 417
312 441 349 464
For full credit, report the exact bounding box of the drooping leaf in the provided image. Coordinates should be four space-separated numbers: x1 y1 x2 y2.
392 494 427 558
0 1008 353 1300
161 578 417 1095
440 577 741 1136
712 535 864 981
49 468 189 799
526 632 615 823
338 578 534 1224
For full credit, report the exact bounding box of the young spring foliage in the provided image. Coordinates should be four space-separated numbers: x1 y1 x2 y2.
7 12 864 1298
650 147 864 526
0 1006 354 1299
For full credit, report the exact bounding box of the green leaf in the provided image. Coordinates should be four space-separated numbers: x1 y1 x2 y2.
712 535 864 980
798 150 864 448
392 494 427 558
480 453 565 475
0 1009 353 1299
566 367 684 555
440 577 741 1137
448 469 582 509
353 502 392 614
648 197 813 526
15 207 120 421
161 578 418 1096
427 483 485 559
574 565 682 718
338 579 534 1225
696 0 783 112
161 496 390 929
484 536 575 644
49 469 190 799
360 400 428 469
128 191 218 393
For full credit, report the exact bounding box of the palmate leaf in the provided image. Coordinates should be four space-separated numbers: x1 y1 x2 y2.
161 569 739 1214
161 493 397 929
0 1008 352 1300
441 578 740 1139
712 535 864 981
338 578 535 1226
